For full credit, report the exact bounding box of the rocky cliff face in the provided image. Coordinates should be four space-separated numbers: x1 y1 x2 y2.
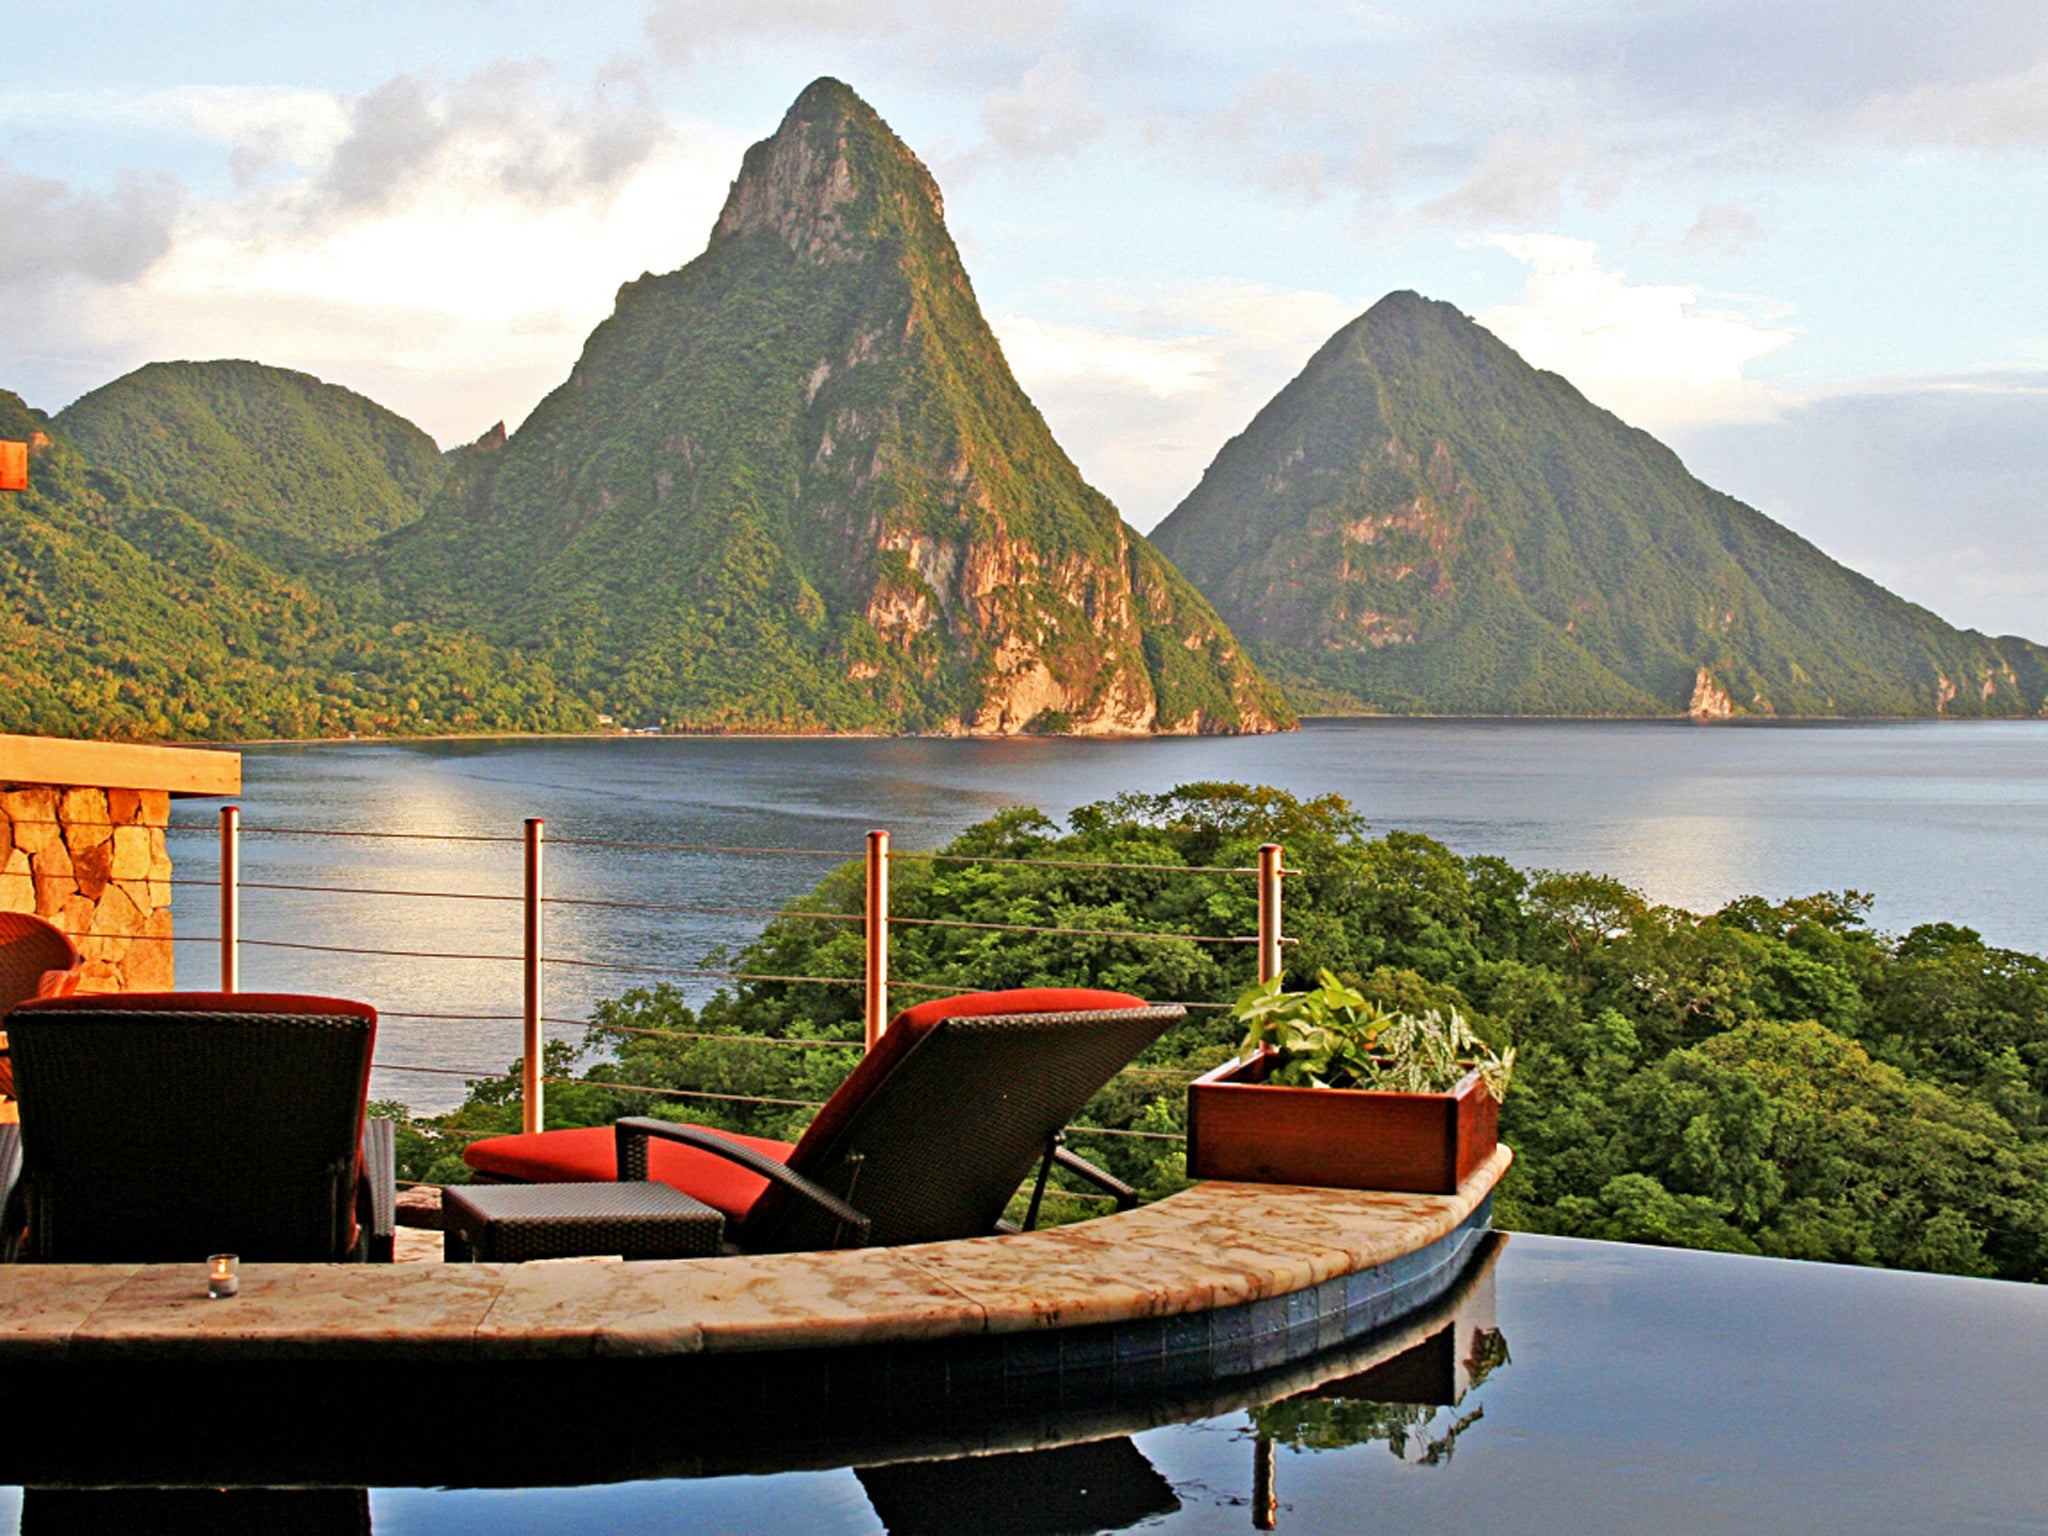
1152 292 2048 718
385 79 1290 736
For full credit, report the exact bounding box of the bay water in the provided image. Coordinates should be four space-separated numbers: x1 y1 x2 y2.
160 718 2048 1111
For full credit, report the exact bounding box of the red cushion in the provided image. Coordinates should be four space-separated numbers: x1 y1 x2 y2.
35 966 84 999
886 987 1147 1034
784 987 1147 1168
463 1124 799 1220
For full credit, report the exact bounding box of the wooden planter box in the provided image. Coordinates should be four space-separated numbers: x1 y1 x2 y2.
1186 1052 1498 1195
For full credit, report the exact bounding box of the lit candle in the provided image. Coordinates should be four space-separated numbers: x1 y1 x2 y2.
207 1253 240 1299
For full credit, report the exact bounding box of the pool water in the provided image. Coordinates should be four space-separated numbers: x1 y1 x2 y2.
7 1233 2044 1534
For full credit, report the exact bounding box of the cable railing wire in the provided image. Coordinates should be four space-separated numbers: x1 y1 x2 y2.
368 1062 1187 1140
168 876 866 926
898 851 1257 875
61 928 1236 1012
542 835 857 859
223 825 525 844
169 872 1244 946
888 914 1255 945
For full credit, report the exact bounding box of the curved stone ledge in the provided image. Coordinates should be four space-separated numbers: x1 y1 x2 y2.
0 1147 1509 1365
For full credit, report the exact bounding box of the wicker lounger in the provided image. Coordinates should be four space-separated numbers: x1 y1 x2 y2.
466 988 1185 1254
1 992 395 1264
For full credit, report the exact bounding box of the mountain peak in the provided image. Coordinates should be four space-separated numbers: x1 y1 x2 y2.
384 79 1290 737
1151 291 2048 718
709 77 941 264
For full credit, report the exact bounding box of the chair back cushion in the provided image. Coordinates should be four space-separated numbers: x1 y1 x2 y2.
0 913 81 1015
6 992 376 1262
744 988 1176 1251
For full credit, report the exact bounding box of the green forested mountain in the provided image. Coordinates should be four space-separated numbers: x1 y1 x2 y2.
0 390 591 740
56 359 446 575
1150 292 2048 717
382 78 1289 736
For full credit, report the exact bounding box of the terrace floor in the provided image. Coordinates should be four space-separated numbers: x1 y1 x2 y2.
0 1148 1506 1363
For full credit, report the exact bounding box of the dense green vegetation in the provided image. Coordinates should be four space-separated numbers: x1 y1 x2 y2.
18 90 2044 737
409 783 2048 1284
1152 292 2048 718
56 359 448 575
381 78 1287 735
3 80 1284 742
0 390 593 739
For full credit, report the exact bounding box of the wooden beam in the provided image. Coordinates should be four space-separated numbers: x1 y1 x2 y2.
0 733 241 797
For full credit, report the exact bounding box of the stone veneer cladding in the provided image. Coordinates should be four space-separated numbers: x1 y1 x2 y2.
0 783 174 990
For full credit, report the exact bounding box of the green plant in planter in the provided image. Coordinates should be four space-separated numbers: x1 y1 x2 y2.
1231 970 1514 1101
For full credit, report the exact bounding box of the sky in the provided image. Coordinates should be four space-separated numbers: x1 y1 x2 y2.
7 0 2048 639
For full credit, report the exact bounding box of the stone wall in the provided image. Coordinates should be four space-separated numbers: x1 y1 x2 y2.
0 784 174 991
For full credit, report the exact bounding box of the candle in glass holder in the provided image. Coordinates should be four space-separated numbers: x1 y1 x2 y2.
206 1253 239 1299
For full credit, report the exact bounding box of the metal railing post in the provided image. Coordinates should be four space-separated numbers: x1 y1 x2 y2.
865 829 889 1052
1252 1433 1278 1530
522 817 545 1135
1257 842 1285 984
219 804 240 993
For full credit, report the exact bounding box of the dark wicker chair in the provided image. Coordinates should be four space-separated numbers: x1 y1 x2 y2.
0 912 84 1103
0 992 395 1264
464 988 1185 1253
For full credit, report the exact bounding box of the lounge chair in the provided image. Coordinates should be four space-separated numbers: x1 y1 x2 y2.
0 912 84 1104
464 988 1184 1252
0 992 395 1264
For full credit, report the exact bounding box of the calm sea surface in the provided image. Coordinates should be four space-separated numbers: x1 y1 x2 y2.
158 718 2048 1111
7 1235 2047 1532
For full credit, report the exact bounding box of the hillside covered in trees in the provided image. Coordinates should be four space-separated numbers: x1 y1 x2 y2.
10 95 2047 734
0 389 592 739
380 78 1286 736
403 784 2048 1285
1151 293 2048 718
56 359 449 576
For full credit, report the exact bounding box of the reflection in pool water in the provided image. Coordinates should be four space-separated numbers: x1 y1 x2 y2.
1244 1303 1511 1528
8 1232 2047 1535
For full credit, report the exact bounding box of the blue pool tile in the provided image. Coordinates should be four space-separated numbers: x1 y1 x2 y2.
1316 1279 1350 1351
1286 1285 1320 1332
1114 1317 1164 1365
944 1337 1005 1402
1163 1311 1210 1360
1059 1325 1115 1377
1249 1296 1290 1339
1210 1304 1254 1375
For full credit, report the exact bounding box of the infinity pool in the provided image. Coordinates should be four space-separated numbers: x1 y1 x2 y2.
7 1233 2044 1534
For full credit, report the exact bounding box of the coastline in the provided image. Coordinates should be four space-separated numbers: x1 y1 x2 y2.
112 710 2048 751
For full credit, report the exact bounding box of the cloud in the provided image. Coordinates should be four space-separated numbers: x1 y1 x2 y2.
994 315 1214 398
1197 67 1413 208
0 160 183 404
0 160 181 287
1857 59 2048 150
1669 373 2048 640
1476 234 1794 428
645 0 1063 63
1416 131 1600 227
0 65 739 443
1502 0 2048 121
646 0 905 60
1674 204 1765 258
992 283 1361 526
308 61 666 221
980 51 1102 160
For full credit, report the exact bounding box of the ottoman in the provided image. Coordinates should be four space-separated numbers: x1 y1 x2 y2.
442 1181 726 1261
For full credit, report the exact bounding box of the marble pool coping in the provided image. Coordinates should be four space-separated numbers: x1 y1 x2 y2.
0 1147 1509 1364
